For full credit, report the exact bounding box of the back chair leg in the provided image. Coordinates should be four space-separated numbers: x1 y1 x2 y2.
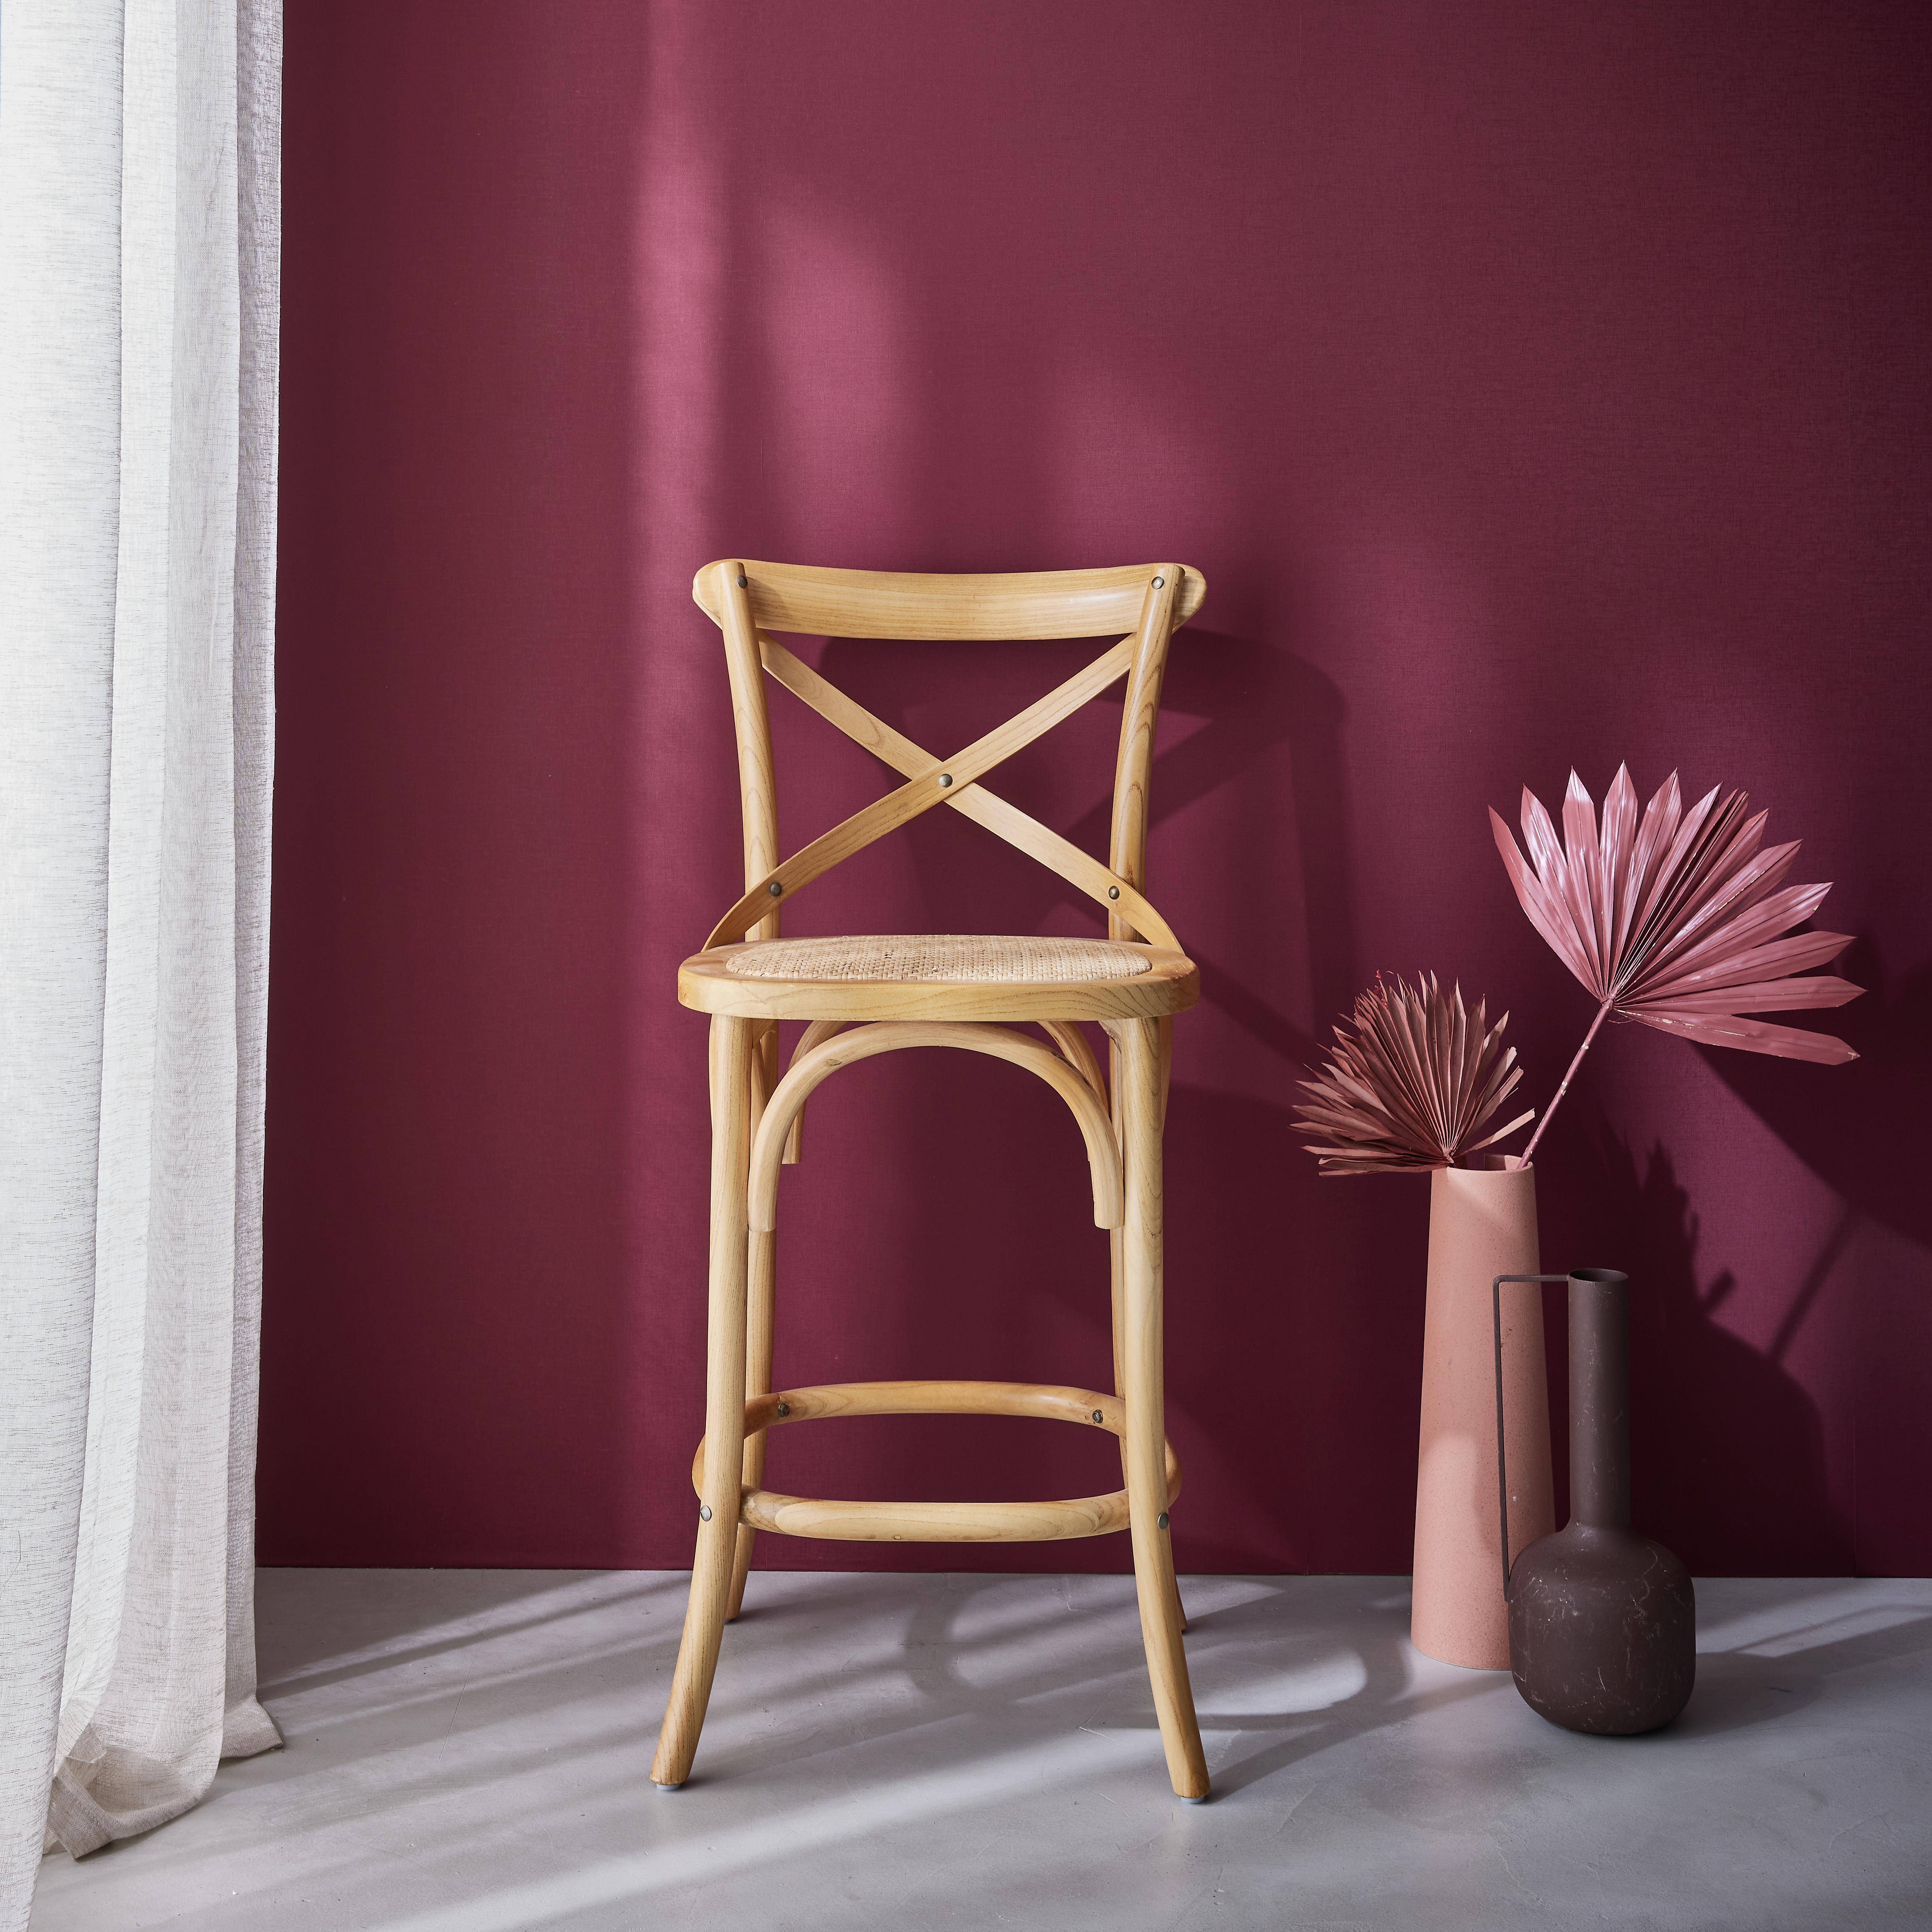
726 1225 776 1622
1120 1019 1210 1801
652 1016 755 1790
727 1023 780 1621
728 1020 780 1621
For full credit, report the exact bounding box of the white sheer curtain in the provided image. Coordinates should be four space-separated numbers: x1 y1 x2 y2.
0 2 283 1922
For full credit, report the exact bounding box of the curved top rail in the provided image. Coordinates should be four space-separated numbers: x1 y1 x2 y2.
694 559 1207 641
747 1022 1124 1233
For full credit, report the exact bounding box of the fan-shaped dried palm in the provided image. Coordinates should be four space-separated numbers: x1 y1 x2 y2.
1295 973 1534 1175
1492 766 1861 1162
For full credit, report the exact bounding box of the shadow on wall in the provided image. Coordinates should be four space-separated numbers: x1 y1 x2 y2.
740 621 1390 1577
1701 938 1932 1573
1555 1126 1851 1576
1708 939 1932 1254
1084 628 1361 1059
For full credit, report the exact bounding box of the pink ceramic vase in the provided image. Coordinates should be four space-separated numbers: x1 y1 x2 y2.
1411 1157 1554 1669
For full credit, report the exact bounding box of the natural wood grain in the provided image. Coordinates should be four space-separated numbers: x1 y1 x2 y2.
1040 1019 1107 1102
1105 1027 1186 1637
705 632 1140 949
734 1484 1180 1542
756 635 1182 951
688 1379 1181 1544
726 1024 776 1621
780 1018 847 1164
723 1223 774 1624
1109 572 1179 940
694 558 1205 640
680 945 1198 1023
740 1377 1131 1427
1119 1018 1210 1800
650 1016 754 1790
717 565 783 944
742 1489 1128 1542
747 1022 1124 1233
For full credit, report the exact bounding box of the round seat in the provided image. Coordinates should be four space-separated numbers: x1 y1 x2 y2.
680 934 1199 1021
725 933 1152 984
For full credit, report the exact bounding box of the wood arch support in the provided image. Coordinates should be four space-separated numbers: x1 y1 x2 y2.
748 1022 1124 1232
782 1019 1100 1164
779 1018 847 1164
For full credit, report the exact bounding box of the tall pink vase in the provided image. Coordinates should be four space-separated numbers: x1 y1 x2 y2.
1411 1157 1554 1669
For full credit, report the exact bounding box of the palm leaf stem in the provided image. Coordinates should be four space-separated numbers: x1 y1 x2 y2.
1520 997 1611 1165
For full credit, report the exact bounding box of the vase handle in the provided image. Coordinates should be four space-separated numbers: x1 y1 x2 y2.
1492 1274 1568 1600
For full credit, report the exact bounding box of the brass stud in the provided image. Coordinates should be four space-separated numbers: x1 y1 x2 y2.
938 773 953 788
699 1505 713 1522
1152 575 1164 588
768 881 782 896
1107 886 1121 900
1092 1409 1105 1424
775 1401 790 1417
736 573 748 587
1157 1511 1170 1530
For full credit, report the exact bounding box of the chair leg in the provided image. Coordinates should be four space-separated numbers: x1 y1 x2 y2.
651 1015 755 1790
1111 1055 1186 1639
725 1226 775 1622
1119 1018 1209 1801
727 1023 778 1622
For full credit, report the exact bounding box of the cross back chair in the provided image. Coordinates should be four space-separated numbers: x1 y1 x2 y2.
652 558 1212 1801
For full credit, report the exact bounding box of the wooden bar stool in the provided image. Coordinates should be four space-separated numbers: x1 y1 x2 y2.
652 559 1211 1801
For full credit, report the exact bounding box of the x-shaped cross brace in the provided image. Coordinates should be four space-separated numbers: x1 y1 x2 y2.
704 631 1181 953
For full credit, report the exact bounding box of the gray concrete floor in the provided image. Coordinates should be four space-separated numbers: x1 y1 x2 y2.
29 1569 1932 1931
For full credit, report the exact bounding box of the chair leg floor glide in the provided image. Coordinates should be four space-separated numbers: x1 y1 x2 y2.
650 1014 1210 1801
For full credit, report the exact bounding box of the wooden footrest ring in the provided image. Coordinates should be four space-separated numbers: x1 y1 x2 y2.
690 1378 1182 1544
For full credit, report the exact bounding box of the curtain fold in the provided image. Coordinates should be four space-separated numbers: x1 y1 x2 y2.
0 3 283 1923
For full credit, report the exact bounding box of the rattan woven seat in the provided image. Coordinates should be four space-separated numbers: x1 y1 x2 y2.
723 933 1153 984
653 558 1213 1803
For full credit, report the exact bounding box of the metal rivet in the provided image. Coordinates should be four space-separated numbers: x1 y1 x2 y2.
1152 575 1164 588
775 1402 790 1417
768 881 782 896
938 773 953 788
699 1505 713 1522
1092 1409 1105 1424
736 574 748 587
1107 886 1121 900
1157 1511 1170 1530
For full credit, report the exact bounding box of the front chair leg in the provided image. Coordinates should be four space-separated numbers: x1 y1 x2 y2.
1110 1221 1187 1637
652 1016 755 1790
1120 1018 1209 1801
1109 1039 1186 1641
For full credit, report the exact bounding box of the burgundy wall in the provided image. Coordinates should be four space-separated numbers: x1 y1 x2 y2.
265 1 1932 1575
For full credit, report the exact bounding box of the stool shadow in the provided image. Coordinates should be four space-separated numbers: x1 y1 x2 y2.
718 1569 1920 1800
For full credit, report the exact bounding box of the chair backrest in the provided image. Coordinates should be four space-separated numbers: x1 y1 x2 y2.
693 559 1206 953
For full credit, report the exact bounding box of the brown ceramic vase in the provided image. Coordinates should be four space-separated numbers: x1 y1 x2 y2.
1498 1268 1696 1734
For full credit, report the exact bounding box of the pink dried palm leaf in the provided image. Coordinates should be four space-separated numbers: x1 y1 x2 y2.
1492 766 1861 1161
1295 973 1534 1175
